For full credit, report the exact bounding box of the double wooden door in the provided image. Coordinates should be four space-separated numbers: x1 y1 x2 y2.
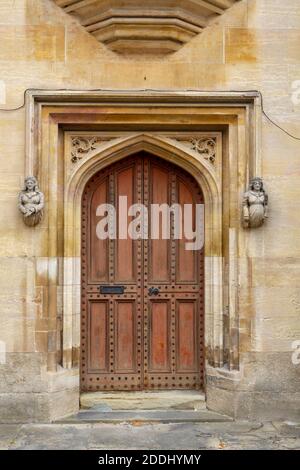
81 152 204 391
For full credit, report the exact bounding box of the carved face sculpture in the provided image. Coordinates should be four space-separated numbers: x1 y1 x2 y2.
19 177 44 226
251 178 263 192
25 177 37 191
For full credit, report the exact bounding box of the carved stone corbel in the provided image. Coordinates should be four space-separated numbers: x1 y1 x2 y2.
242 177 268 228
18 176 44 227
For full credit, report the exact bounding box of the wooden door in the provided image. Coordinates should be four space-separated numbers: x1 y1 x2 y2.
81 153 204 391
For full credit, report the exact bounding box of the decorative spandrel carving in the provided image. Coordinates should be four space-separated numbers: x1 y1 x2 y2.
191 137 216 164
71 136 116 163
173 137 217 164
18 177 44 227
71 136 101 163
243 177 268 228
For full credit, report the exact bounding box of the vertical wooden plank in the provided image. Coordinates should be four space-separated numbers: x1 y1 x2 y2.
116 166 134 281
149 301 170 371
149 166 170 282
115 301 135 372
176 301 196 371
177 180 195 282
89 301 108 371
90 178 108 282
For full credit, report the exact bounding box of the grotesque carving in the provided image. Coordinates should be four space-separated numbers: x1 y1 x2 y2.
18 176 44 227
243 177 268 228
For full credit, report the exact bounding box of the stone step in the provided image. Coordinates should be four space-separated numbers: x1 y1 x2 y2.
58 409 232 424
80 391 206 411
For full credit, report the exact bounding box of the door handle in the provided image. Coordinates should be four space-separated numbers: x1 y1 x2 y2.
148 287 160 296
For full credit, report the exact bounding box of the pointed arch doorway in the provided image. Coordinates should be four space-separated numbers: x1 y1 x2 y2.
81 151 205 392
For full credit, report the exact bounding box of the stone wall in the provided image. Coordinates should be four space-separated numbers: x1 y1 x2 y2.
0 0 299 422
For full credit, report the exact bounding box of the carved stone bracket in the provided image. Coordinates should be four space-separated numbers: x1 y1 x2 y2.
172 137 217 164
243 177 268 228
71 136 115 163
18 176 44 227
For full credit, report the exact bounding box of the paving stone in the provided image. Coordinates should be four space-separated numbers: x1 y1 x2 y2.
0 424 20 450
272 421 300 437
88 423 163 450
9 424 91 450
188 420 263 434
279 438 300 450
0 420 299 450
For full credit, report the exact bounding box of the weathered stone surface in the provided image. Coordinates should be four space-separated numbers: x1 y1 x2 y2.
207 380 300 422
0 353 47 394
0 424 20 450
4 423 91 450
272 420 300 437
0 25 65 62
225 27 300 65
0 393 50 423
48 389 80 422
241 353 300 393
0 420 299 450
249 392 300 421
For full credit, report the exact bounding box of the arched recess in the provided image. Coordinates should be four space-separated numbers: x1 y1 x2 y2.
62 133 223 383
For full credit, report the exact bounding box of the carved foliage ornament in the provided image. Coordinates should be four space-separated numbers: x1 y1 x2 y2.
71 136 118 163
71 136 101 163
174 137 217 164
191 137 216 164
71 135 217 166
18 176 44 227
243 177 268 228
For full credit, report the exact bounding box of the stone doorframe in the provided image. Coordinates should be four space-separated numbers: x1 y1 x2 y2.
25 90 261 411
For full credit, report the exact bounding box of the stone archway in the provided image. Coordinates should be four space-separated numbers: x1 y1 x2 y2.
63 133 223 395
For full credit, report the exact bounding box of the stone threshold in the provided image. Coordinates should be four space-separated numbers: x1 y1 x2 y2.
55 391 232 424
80 390 206 411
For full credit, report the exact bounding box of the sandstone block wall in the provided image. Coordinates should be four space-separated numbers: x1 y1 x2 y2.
0 0 299 422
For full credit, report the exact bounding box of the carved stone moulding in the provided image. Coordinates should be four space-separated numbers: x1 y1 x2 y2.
54 0 240 55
